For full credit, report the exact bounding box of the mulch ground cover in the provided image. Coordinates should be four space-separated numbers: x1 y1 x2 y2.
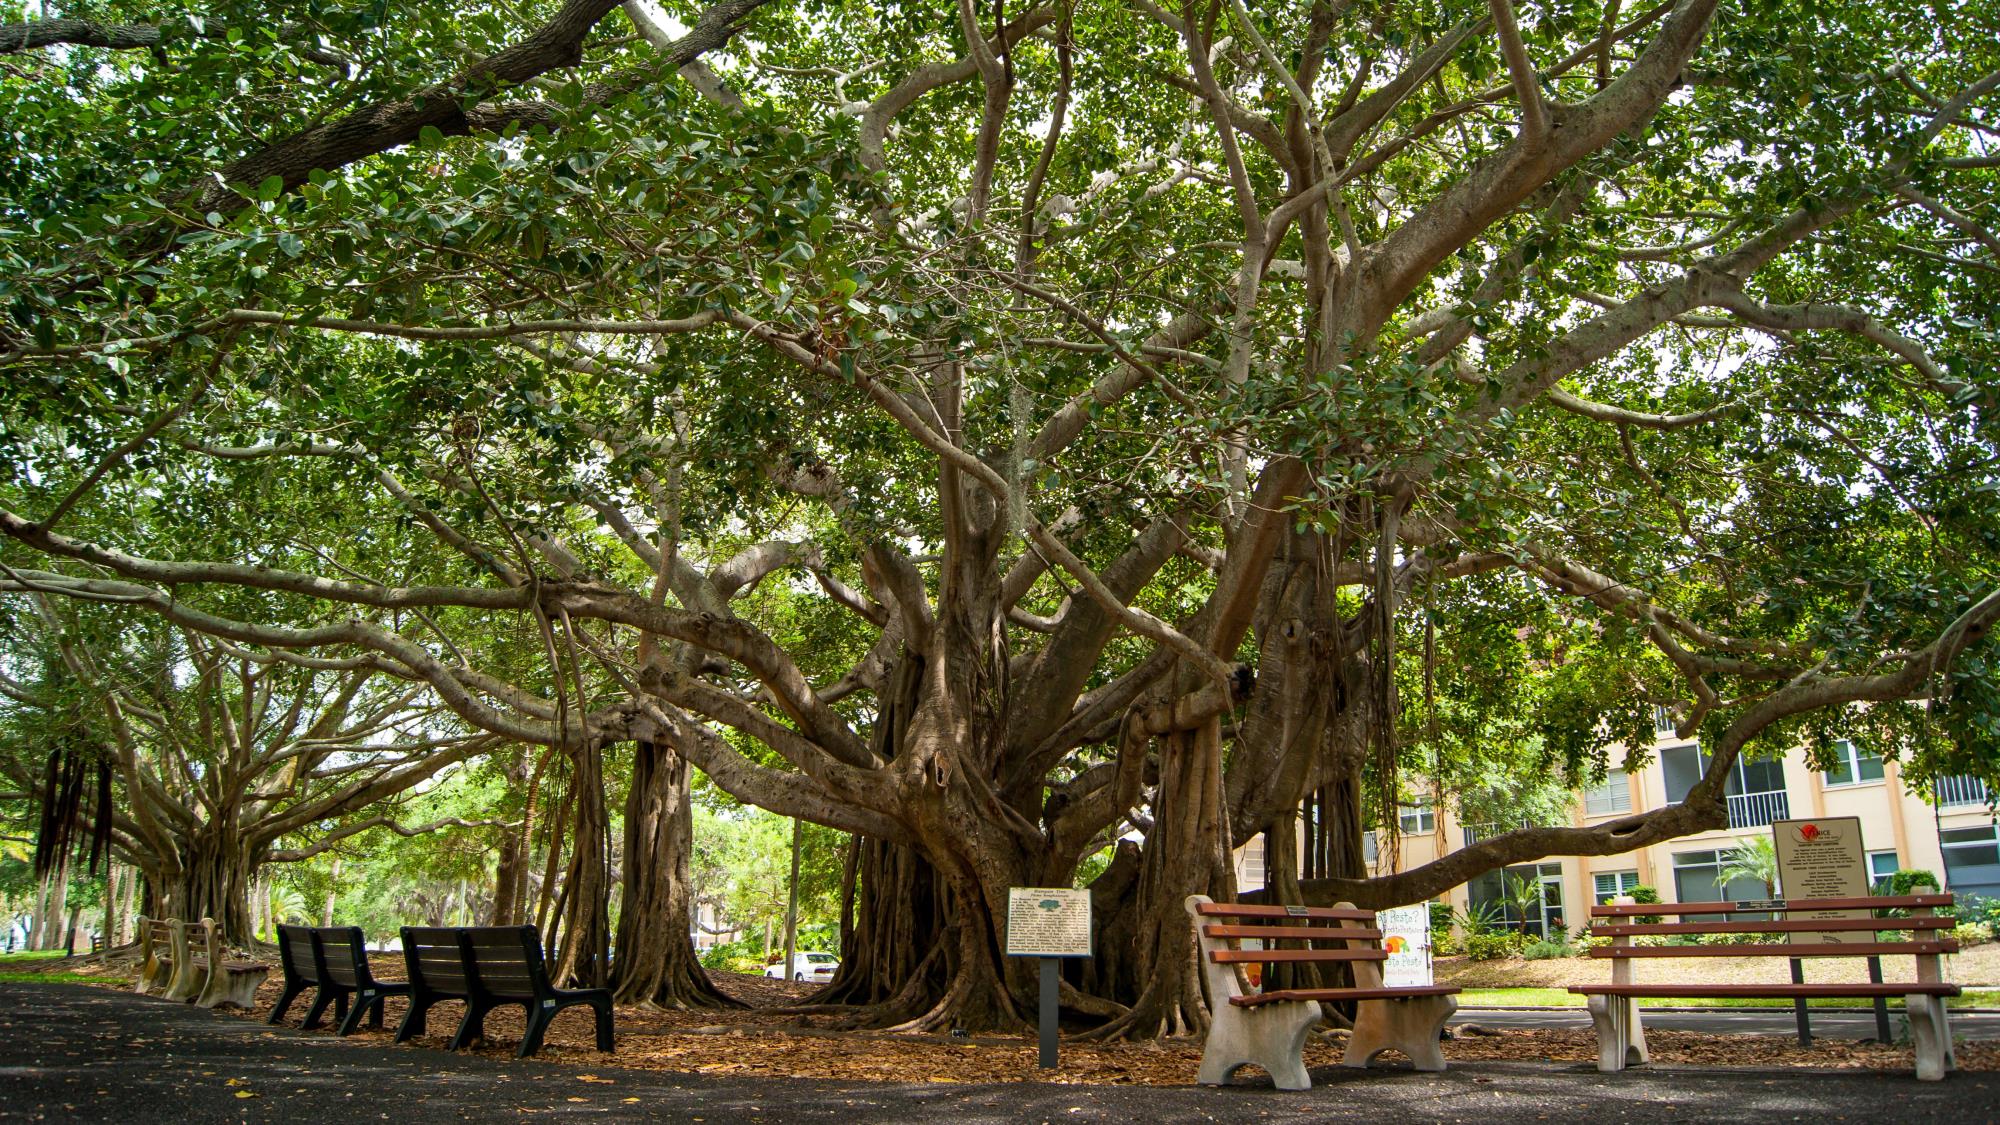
30 955 2000 1085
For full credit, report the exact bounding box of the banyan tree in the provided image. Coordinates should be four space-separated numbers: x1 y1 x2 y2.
3 0 1997 1032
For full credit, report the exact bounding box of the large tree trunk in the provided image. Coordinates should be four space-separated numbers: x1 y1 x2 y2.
165 827 259 946
490 748 532 925
550 739 612 988
1083 718 1228 1039
814 835 951 1017
33 861 66 951
611 739 740 1008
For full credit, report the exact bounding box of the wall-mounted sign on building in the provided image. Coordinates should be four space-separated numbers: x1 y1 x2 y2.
1772 816 1868 944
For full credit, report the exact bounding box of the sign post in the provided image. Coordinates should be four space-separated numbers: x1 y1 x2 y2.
1006 887 1092 1069
1770 816 1869 1046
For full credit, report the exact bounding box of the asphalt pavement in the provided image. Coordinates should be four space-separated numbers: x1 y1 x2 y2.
3 983 1999 1123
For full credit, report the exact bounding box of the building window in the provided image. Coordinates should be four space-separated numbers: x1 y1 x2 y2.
1593 870 1641 902
1823 739 1886 787
1584 768 1632 816
1664 746 1790 826
1663 745 1705 804
1468 862 1568 938
1942 825 2000 870
1654 705 1676 734
1867 850 1899 892
1671 849 1773 918
1398 800 1435 835
1238 837 1267 892
1362 831 1379 865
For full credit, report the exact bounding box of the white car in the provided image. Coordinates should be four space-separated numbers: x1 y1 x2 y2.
764 951 840 982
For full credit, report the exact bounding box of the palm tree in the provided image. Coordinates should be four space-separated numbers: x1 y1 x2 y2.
1503 873 1543 937
1719 836 1780 897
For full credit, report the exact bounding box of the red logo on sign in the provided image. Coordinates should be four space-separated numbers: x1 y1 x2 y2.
1799 823 1821 841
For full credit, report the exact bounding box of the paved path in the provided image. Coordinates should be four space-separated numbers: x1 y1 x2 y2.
3 984 1997 1123
1463 1004 2000 1039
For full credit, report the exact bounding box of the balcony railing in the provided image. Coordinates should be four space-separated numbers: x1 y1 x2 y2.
1462 819 1540 847
1726 789 1791 829
1935 775 1992 809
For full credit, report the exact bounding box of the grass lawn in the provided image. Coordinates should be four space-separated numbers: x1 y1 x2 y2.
1459 986 2000 1009
0 950 133 986
0 950 65 965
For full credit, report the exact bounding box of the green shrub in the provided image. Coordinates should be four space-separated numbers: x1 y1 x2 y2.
1522 938 1570 960
1951 922 1993 947
1465 932 1518 961
1963 896 2000 929
1433 930 1463 957
1890 869 1941 895
1429 900 1454 937
698 935 768 972
1627 884 1664 926
1454 901 1503 937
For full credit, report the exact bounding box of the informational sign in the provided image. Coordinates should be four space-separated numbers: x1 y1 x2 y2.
1772 817 1868 945
1376 904 1434 987
1006 887 1092 957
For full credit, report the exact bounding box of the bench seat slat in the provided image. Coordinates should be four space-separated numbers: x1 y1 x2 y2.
1194 902 1375 921
1233 985 1459 1007
1591 917 1952 936
1210 948 1387 963
1201 924 1384 941
1571 982 1962 998
1592 941 1956 958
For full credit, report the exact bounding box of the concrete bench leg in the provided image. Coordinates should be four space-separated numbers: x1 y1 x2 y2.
1198 1000 1320 1091
198 966 270 1010
1585 995 1648 1071
1906 995 1956 1081
1344 995 1456 1072
163 961 207 1003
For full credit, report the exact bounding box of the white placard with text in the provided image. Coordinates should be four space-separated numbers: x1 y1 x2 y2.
1006 887 1092 957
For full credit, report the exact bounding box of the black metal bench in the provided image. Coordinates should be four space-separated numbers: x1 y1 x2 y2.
269 924 326 1026
396 925 613 1058
316 926 412 1036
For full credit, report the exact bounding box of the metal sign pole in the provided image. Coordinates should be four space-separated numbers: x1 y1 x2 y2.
1790 957 1811 1047
1039 956 1060 1068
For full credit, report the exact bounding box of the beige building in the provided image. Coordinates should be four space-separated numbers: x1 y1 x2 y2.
1237 711 1999 934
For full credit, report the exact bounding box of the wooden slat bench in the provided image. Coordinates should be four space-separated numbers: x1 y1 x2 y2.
1573 893 1962 1081
180 917 271 1010
315 926 412 1037
396 925 613 1058
133 917 179 996
1187 894 1459 1090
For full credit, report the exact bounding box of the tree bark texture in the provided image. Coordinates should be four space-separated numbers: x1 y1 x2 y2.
610 739 739 1008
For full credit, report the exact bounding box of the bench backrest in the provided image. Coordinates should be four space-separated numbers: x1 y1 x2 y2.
459 925 550 1001
276 924 320 985
145 917 177 951
1186 894 1387 1002
402 926 472 995
315 926 372 989
1587 893 1957 986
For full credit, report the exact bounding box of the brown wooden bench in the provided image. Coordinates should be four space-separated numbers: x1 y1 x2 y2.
1186 894 1459 1089
1573 893 1961 1080
133 917 179 996
179 917 270 1009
